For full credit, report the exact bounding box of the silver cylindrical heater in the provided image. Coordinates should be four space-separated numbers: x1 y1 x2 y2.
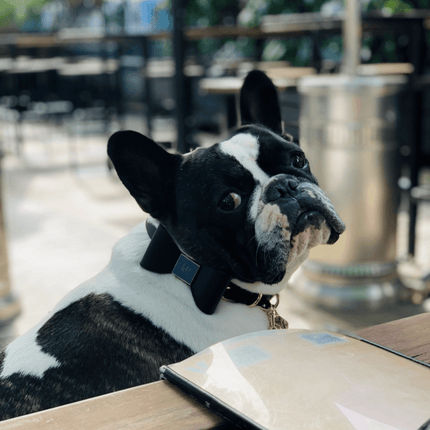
295 74 407 309
290 0 408 309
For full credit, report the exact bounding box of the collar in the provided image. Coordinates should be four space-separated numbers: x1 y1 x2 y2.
140 219 276 315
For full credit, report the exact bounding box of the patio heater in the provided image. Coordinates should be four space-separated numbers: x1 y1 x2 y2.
294 0 407 309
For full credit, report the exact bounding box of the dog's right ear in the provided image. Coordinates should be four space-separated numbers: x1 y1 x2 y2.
239 70 283 135
108 130 181 220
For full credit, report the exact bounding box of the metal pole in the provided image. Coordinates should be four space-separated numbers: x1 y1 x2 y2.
172 0 187 153
407 22 426 256
142 36 153 139
343 0 361 75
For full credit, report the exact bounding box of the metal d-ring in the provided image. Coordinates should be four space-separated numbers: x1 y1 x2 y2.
248 293 263 308
269 293 280 309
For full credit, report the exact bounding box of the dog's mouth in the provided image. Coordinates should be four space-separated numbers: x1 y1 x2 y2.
289 183 345 244
290 207 343 246
250 182 345 285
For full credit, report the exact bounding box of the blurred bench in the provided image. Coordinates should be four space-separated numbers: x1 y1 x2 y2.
357 62 414 76
200 67 317 95
0 312 428 430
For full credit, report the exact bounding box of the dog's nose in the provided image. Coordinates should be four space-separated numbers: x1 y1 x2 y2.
265 177 299 202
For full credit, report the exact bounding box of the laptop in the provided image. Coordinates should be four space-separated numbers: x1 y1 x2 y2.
160 329 430 430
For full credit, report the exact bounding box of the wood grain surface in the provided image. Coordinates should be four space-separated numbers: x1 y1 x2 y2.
0 380 233 430
357 312 430 365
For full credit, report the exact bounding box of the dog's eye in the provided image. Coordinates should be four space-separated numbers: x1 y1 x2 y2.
219 193 242 211
291 153 308 169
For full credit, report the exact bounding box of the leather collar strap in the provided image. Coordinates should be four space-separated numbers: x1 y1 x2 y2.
141 219 275 315
222 286 275 310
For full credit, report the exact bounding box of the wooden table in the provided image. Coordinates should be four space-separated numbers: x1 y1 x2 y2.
356 311 430 365
0 312 428 430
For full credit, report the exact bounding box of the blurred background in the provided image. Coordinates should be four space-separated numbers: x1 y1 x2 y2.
0 0 430 348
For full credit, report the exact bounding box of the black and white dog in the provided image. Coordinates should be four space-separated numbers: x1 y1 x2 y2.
0 71 344 420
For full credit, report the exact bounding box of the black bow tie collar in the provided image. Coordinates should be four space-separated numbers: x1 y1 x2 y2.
140 219 279 316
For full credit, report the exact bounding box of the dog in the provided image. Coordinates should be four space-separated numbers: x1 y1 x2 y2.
0 70 345 420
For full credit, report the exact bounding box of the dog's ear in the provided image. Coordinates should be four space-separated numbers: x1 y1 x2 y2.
239 70 283 135
108 130 181 220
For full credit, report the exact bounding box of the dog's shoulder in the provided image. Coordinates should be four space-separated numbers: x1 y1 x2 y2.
0 222 195 419
0 291 193 420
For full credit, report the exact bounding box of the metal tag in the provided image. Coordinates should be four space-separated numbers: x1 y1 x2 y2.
266 306 289 330
264 294 289 330
172 254 200 285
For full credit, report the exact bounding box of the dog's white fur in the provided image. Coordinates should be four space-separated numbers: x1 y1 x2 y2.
219 133 269 185
1 319 60 378
1 221 272 379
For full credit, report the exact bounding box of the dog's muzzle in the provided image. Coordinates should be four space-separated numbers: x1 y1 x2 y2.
263 175 345 244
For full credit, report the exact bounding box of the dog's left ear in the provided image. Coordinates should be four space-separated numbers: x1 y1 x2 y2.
239 70 283 135
108 130 181 221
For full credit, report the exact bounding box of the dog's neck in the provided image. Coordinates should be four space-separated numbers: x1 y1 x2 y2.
140 219 277 315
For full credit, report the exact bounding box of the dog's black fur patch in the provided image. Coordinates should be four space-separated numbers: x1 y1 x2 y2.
0 293 193 420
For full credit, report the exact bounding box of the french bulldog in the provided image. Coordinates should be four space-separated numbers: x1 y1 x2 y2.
0 70 344 420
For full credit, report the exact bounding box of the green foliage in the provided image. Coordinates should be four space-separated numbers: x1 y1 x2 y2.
0 0 53 29
159 0 238 27
162 0 429 66
0 0 14 28
185 0 237 26
365 0 414 12
383 0 413 13
239 0 328 27
417 0 430 7
197 38 221 55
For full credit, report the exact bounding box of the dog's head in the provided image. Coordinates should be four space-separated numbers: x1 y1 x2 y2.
108 71 345 297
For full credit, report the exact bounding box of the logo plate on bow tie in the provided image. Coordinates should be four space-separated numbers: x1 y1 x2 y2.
172 254 200 285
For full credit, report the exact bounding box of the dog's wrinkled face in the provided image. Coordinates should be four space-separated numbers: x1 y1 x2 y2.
108 70 345 296
170 125 344 291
